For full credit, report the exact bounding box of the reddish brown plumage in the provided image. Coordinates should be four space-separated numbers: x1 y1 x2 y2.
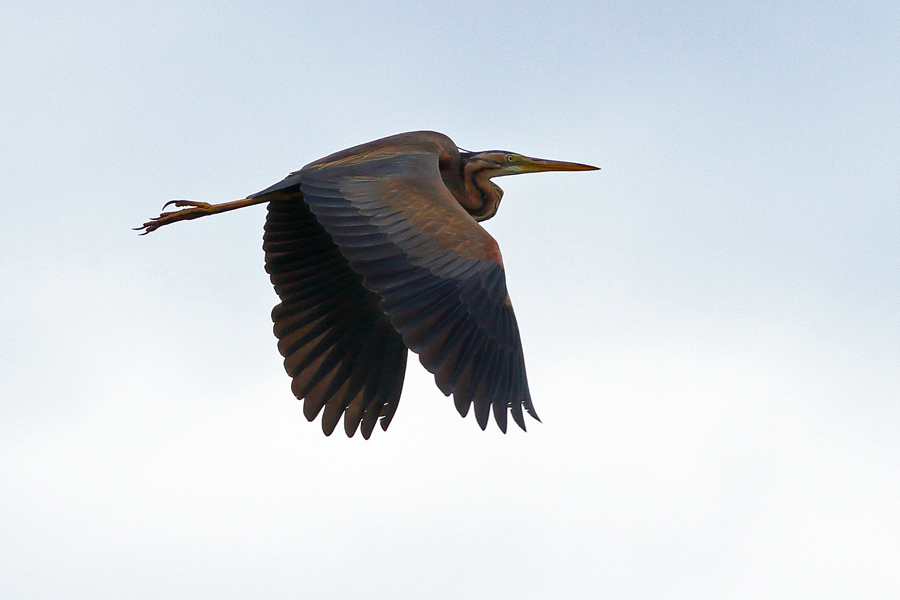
137 130 598 437
254 132 535 436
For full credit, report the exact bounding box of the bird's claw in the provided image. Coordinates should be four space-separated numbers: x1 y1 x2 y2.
161 199 212 211
134 200 213 235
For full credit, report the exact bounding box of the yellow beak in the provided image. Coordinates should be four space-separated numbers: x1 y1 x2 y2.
518 156 600 173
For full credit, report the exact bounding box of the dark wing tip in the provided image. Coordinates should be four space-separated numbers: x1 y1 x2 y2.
492 402 508 433
454 393 471 418
511 401 527 431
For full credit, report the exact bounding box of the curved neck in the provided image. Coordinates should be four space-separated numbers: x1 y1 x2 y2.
459 161 503 222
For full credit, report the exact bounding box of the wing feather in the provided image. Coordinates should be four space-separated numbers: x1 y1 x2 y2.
263 189 407 437
298 149 538 431
258 132 537 433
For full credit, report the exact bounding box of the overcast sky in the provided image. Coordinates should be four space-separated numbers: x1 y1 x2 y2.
2 1 899 598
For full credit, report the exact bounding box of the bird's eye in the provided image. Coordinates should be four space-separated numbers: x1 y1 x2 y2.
506 154 516 163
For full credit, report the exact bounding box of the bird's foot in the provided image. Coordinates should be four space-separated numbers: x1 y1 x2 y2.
134 200 214 235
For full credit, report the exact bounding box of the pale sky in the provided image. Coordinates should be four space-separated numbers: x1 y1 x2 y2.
2 1 899 598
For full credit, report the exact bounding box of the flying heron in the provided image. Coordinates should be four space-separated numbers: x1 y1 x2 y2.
138 131 598 438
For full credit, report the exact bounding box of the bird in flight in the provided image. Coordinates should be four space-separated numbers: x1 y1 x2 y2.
138 131 598 438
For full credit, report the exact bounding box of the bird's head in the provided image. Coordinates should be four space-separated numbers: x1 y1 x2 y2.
455 150 599 221
460 151 599 178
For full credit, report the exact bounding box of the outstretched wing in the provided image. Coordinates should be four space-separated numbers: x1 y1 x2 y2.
262 188 408 439
290 135 538 432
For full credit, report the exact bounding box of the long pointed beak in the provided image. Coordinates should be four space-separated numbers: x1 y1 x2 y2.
518 156 600 173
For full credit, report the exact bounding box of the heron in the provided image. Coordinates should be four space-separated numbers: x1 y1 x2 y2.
138 131 598 438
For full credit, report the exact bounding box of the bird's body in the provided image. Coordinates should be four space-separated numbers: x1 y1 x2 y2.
139 131 597 438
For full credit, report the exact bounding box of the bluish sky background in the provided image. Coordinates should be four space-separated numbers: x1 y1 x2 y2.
2 1 899 598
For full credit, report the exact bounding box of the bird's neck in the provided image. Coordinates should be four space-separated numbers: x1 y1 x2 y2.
459 162 502 222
